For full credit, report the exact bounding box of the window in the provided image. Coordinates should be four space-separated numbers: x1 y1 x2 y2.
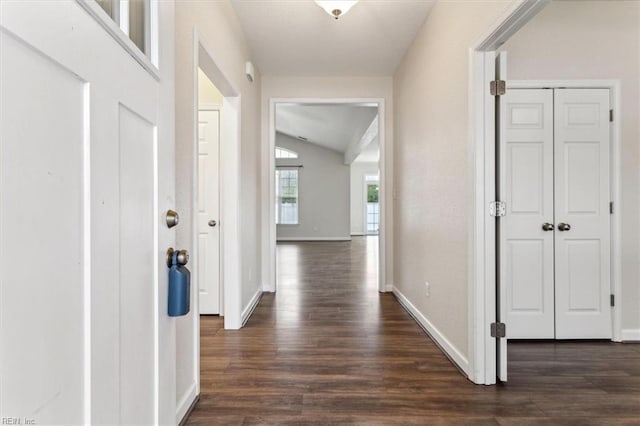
275 147 298 159
93 0 152 58
366 181 379 235
275 169 299 225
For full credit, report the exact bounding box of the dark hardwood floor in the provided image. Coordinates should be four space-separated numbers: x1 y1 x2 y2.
186 237 640 425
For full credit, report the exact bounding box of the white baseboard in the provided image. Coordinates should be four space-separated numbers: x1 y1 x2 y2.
176 382 198 425
350 232 365 236
392 286 470 377
241 288 263 326
384 283 394 292
621 329 640 341
277 237 352 241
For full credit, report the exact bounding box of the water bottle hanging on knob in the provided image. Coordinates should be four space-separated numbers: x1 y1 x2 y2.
167 248 190 317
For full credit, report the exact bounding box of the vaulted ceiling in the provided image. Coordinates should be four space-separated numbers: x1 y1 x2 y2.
276 103 378 161
230 0 436 76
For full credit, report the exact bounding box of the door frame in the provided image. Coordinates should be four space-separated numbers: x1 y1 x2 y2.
264 98 388 293
468 0 623 385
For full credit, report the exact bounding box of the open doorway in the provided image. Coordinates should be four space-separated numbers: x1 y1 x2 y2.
270 100 382 320
267 100 387 296
175 31 243 423
470 0 637 385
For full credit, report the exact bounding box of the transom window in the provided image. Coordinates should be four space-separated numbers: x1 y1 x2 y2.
94 0 152 59
275 147 298 159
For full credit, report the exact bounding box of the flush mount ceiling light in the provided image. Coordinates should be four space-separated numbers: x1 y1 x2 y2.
315 0 358 20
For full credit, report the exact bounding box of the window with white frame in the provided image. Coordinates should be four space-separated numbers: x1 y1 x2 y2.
275 168 299 225
94 0 152 58
275 147 298 159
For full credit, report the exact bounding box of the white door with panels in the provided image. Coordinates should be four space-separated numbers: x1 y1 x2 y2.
1 2 175 424
500 87 611 340
198 110 221 314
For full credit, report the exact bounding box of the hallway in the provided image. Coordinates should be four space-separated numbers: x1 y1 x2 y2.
186 238 640 424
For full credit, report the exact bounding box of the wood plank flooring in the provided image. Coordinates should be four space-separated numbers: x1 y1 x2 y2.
186 237 640 425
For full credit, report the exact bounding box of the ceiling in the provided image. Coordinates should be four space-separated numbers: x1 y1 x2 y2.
276 103 378 159
230 0 436 76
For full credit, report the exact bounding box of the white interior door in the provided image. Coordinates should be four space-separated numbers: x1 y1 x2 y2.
198 110 221 314
554 89 611 339
501 89 555 339
0 2 174 423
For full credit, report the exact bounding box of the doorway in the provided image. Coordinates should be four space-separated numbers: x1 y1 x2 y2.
469 1 630 385
196 69 222 315
266 99 388 294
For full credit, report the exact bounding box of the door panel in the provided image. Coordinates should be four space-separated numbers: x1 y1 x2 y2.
501 89 555 339
118 106 155 424
554 89 611 339
198 110 221 314
0 31 86 423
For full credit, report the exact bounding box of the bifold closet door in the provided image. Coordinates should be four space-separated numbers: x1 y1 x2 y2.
554 89 611 339
501 89 556 339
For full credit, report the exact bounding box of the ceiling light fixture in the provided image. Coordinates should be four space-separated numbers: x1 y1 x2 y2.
314 0 358 20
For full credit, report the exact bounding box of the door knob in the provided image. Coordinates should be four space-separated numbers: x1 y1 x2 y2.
557 223 571 232
166 248 189 267
542 223 554 231
166 210 179 228
208 219 217 227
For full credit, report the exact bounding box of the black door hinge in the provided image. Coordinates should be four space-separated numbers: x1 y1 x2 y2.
491 322 506 338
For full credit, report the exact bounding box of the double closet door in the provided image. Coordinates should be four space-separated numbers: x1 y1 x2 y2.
500 88 611 339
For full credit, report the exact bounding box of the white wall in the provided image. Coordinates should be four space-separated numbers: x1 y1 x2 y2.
503 0 640 336
174 0 262 420
350 162 379 235
393 1 513 370
261 76 394 289
276 133 350 240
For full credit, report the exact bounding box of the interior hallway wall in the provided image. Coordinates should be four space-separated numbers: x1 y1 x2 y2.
275 133 350 241
174 0 262 420
393 0 513 373
261 76 394 290
503 0 640 337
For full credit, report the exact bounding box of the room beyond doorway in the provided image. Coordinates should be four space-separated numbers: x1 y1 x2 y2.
265 99 388 294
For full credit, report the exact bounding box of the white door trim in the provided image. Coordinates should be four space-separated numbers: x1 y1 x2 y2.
468 0 550 385
508 80 622 342
264 98 388 294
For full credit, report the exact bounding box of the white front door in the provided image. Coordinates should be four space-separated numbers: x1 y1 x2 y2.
500 87 611 341
554 89 611 339
198 110 221 314
0 2 174 423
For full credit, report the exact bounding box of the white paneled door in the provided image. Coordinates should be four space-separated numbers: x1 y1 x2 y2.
500 87 611 340
501 89 555 339
0 2 174 424
554 89 611 339
198 110 221 315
